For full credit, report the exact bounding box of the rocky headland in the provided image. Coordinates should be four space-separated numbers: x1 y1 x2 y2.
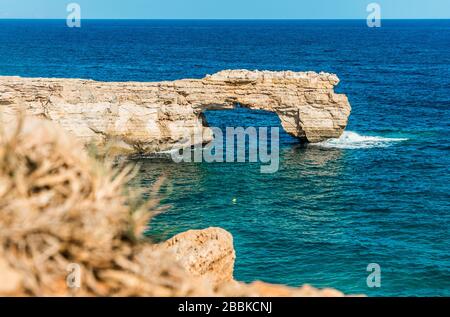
0 70 351 154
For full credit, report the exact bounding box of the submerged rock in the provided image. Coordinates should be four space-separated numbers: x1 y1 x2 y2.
0 70 351 154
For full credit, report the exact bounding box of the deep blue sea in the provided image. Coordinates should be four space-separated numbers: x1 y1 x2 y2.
0 19 449 296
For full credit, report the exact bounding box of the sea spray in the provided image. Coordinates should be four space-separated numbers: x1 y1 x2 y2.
315 131 408 149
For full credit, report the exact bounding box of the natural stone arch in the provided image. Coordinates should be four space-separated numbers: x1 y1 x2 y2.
0 70 351 154
196 99 305 142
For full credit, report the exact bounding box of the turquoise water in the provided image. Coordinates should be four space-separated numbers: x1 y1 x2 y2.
0 20 449 296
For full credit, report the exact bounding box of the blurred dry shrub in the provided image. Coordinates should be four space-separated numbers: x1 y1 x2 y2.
0 116 206 296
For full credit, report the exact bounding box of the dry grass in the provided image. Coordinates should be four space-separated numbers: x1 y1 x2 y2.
0 116 195 296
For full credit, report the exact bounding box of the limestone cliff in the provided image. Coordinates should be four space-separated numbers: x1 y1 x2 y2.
0 70 351 154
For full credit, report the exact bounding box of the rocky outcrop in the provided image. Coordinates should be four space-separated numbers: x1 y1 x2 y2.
217 281 346 297
158 228 235 285
0 70 351 154
157 228 347 297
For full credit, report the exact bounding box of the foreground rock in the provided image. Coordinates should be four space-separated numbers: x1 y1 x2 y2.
0 70 351 154
158 228 235 285
159 228 347 297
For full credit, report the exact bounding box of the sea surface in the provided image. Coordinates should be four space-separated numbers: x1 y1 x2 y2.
0 19 449 296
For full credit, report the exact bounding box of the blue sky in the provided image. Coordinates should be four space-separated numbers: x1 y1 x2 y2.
0 0 449 19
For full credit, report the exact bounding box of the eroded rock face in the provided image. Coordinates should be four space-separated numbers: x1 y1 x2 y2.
157 228 235 285
0 70 351 154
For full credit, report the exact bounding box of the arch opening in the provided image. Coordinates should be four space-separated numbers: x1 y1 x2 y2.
202 106 299 146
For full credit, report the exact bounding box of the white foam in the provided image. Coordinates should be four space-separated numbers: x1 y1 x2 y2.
314 131 408 149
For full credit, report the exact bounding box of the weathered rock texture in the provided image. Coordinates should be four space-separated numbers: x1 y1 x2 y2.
0 70 351 154
158 228 235 285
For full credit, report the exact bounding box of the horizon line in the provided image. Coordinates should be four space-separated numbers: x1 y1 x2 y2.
1 18 449 21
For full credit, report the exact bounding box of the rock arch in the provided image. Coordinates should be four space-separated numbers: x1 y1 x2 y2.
0 70 351 154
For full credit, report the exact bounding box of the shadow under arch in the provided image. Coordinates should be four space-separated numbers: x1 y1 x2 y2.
202 104 301 147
